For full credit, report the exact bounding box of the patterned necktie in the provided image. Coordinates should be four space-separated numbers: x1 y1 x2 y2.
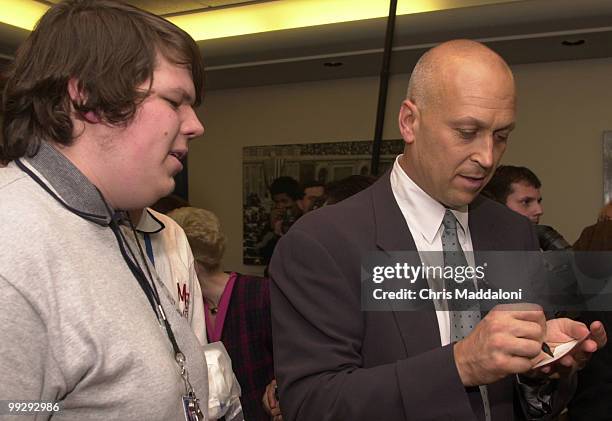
441 209 491 421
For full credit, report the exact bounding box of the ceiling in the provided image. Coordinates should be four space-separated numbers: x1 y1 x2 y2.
43 0 264 15
1 0 612 91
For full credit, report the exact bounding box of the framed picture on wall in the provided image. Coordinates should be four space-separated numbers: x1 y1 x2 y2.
242 139 405 265
604 131 612 205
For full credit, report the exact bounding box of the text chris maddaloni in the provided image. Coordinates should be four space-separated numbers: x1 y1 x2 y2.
372 288 523 301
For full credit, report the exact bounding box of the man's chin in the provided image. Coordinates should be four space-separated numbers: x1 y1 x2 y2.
158 179 176 200
442 191 479 209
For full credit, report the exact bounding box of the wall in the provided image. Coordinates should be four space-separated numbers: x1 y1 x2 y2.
189 57 612 275
508 58 612 244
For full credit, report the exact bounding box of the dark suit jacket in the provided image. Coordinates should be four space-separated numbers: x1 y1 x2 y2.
270 172 540 421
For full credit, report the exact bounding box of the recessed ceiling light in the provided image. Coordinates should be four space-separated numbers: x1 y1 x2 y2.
324 61 344 67
561 39 585 47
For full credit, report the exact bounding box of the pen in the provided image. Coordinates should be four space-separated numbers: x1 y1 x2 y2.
542 342 554 358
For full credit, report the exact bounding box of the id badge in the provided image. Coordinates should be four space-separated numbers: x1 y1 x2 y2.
182 393 204 421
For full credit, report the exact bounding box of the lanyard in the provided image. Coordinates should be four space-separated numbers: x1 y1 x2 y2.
108 212 182 356
143 233 155 267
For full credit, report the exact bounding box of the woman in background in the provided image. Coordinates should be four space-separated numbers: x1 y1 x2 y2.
169 207 280 421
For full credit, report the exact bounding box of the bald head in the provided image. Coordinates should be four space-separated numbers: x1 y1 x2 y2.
407 40 514 110
397 39 517 209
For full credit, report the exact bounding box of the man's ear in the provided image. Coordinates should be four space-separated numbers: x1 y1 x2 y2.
67 78 82 103
67 78 100 124
398 99 419 145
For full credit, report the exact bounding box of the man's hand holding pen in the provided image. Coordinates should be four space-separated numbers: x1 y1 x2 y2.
453 303 607 386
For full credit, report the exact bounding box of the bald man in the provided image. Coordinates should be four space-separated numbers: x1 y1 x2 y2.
270 40 605 421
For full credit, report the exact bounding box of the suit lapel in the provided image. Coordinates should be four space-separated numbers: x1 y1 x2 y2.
371 173 441 354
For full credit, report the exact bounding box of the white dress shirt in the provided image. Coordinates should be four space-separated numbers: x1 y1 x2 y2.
390 155 476 346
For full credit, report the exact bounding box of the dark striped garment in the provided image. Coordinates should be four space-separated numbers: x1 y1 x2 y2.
211 273 274 421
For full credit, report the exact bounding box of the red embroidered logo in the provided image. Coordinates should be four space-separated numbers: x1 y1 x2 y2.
177 283 190 318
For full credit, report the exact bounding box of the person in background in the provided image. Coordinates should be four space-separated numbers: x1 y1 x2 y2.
483 165 571 250
573 202 612 251
129 207 206 344
268 176 304 236
169 207 279 421
0 1 209 419
483 165 543 223
152 193 191 214
324 175 377 206
300 180 326 213
567 202 612 420
258 176 304 266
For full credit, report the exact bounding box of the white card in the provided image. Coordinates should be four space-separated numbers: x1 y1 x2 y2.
532 334 590 368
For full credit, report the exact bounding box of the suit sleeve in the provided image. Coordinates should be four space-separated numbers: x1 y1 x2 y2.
270 227 475 421
516 218 577 420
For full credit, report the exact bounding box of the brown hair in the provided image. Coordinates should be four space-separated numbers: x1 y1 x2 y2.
481 165 541 204
325 175 376 205
1 0 204 161
151 194 191 214
598 202 612 222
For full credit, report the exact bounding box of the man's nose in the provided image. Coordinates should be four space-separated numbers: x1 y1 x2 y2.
182 107 205 139
534 202 544 217
472 136 496 169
